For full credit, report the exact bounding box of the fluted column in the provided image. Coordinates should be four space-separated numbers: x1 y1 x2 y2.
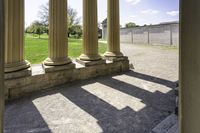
0 0 5 131
79 0 101 61
43 0 71 66
5 0 30 73
104 0 123 57
180 0 200 132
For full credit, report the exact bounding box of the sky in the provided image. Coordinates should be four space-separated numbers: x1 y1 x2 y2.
25 0 179 27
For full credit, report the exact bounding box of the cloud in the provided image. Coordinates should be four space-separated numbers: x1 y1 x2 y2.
166 11 179 16
130 15 137 18
126 0 141 5
141 9 159 15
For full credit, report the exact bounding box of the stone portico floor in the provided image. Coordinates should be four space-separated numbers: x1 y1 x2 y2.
5 44 178 133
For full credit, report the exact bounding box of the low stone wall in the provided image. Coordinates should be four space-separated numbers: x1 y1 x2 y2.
120 23 179 47
103 22 179 47
5 59 129 100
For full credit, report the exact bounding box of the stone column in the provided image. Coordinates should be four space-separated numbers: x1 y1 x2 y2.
0 0 4 132
5 0 31 78
43 0 74 72
104 0 123 59
77 0 103 66
180 0 200 133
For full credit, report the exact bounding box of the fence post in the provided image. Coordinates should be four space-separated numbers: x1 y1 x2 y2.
170 24 173 45
131 29 133 44
147 26 150 44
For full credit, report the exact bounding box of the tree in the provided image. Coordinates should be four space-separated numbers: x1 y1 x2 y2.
38 2 80 36
26 21 47 38
67 7 80 30
69 25 82 38
125 22 137 28
38 2 49 26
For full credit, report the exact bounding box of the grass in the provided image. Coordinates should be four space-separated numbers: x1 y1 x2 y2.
25 34 107 64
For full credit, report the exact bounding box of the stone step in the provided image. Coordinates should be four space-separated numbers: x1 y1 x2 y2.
167 122 179 133
152 114 178 133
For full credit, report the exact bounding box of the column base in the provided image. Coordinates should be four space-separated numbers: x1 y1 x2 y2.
103 51 124 57
43 57 72 66
76 58 106 67
42 63 75 73
5 60 31 73
103 56 129 62
79 54 102 61
5 67 32 80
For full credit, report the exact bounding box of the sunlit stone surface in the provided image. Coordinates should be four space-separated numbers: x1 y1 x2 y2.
5 44 178 133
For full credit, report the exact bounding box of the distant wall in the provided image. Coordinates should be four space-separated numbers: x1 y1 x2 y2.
102 22 179 47
102 25 108 41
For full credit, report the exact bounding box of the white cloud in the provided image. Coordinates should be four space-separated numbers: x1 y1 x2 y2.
166 11 179 16
141 9 159 15
126 0 141 5
130 15 137 18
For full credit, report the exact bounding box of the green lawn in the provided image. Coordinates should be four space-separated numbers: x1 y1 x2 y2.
25 34 107 64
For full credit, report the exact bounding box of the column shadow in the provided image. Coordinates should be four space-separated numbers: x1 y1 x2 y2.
59 81 174 132
97 75 176 112
58 71 176 132
60 87 139 132
5 98 52 133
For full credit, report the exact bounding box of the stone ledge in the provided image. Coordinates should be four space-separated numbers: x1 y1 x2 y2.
103 56 129 62
76 58 106 67
42 63 75 73
152 114 178 133
5 59 130 100
5 67 32 80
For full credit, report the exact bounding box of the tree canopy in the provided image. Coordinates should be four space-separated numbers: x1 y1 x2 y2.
37 2 82 38
125 22 138 28
26 21 47 38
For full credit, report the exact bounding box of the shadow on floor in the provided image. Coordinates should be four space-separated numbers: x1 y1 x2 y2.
97 76 176 112
5 71 177 133
5 98 52 133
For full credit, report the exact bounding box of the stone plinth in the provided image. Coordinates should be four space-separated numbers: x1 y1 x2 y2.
5 60 130 100
103 56 129 62
76 58 106 67
5 68 32 80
